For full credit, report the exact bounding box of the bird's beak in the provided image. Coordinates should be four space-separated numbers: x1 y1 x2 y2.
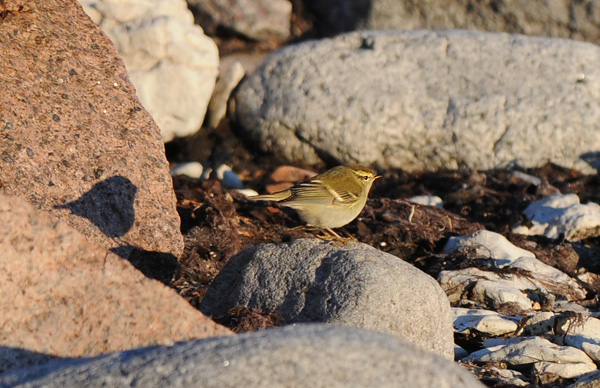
374 176 382 180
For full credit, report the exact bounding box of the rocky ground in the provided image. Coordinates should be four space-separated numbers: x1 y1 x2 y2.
158 4 600 384
165 120 600 387
3 0 600 387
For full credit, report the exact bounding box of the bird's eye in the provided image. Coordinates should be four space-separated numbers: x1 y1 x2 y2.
363 176 370 181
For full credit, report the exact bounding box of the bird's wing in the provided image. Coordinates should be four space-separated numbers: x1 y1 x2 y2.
288 180 358 206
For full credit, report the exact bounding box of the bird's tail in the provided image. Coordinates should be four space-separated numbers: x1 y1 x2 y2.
247 191 291 202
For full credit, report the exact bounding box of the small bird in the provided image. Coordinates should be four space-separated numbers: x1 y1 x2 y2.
249 164 380 240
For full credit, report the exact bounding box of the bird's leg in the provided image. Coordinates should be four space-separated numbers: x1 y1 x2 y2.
317 228 357 243
339 228 358 240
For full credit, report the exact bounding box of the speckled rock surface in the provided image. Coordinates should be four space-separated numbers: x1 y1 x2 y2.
231 29 600 172
79 0 220 142
0 325 484 388
0 194 231 374
0 0 183 258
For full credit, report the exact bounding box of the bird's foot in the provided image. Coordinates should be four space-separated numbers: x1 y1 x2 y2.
317 228 357 244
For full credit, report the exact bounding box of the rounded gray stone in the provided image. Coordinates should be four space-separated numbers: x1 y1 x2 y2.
0 325 484 388
231 29 600 172
200 238 454 359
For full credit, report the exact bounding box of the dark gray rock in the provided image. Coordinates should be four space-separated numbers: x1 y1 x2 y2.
200 238 454 359
0 325 484 388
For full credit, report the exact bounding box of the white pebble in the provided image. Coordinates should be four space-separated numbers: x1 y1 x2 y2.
236 189 259 197
170 162 204 179
408 195 443 207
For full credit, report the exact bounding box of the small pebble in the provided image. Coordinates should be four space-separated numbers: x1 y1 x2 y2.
170 162 204 179
236 188 259 197
511 171 542 186
216 164 244 189
408 195 443 207
454 345 468 360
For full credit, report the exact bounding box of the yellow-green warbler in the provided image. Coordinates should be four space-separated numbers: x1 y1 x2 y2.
249 164 379 240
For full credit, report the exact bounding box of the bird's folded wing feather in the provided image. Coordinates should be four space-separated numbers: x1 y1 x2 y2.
290 180 358 205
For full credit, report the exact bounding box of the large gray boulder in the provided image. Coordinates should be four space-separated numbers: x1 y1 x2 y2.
231 29 600 172
200 238 454 359
305 0 600 44
0 325 484 388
